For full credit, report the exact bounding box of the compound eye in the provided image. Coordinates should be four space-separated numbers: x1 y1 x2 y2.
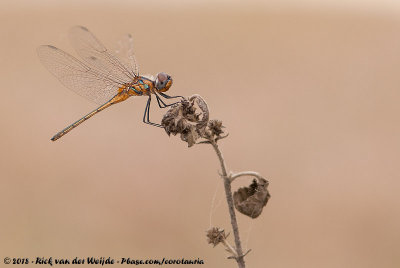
157 72 168 83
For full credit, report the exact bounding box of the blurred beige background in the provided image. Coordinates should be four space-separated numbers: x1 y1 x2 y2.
1 0 400 267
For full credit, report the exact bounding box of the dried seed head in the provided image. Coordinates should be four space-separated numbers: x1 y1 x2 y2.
162 99 197 134
206 227 227 247
161 95 224 147
233 178 270 218
208 120 224 138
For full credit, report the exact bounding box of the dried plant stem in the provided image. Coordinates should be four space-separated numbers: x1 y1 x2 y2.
230 171 266 183
221 240 238 257
209 139 246 268
162 95 269 267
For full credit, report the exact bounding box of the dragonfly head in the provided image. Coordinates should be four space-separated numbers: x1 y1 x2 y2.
155 72 173 92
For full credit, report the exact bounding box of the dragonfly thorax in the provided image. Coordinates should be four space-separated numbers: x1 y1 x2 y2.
127 73 172 96
125 77 154 96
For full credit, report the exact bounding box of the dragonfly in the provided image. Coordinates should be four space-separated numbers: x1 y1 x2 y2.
37 26 181 141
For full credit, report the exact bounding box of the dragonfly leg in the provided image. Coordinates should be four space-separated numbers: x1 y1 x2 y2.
155 92 181 108
155 94 168 108
143 95 163 127
158 92 184 100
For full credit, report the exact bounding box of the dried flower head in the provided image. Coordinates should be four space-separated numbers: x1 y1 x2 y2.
208 120 224 138
233 178 270 218
206 227 228 247
161 95 225 147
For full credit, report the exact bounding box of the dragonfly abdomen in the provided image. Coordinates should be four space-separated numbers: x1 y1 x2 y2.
51 91 131 141
51 100 115 141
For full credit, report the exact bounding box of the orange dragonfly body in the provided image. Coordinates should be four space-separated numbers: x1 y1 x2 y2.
37 26 180 141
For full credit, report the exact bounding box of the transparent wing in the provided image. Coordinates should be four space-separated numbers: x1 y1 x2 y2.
114 33 139 75
37 45 124 105
69 26 138 81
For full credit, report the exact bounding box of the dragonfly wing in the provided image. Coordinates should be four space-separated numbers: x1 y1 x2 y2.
69 26 138 82
114 34 139 76
37 45 122 105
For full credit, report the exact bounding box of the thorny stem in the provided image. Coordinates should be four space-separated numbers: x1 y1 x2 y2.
209 139 246 268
